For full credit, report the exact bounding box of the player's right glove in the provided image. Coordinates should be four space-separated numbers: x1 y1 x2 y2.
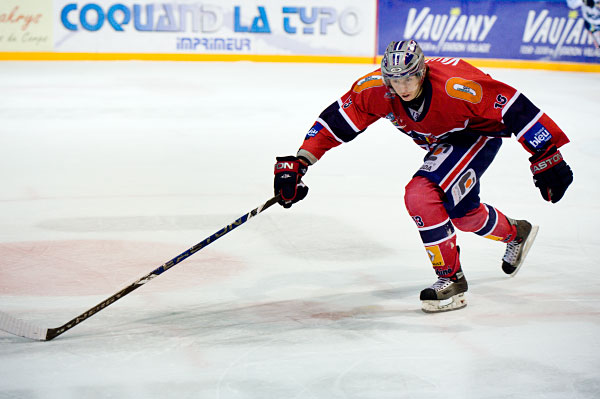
529 145 573 203
274 156 309 208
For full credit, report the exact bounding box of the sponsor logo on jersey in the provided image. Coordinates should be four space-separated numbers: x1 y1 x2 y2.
523 122 552 150
435 267 454 276
385 112 407 129
426 245 445 267
445 77 483 103
453 83 476 96
409 108 421 120
484 234 504 241
451 168 477 205
353 73 383 93
305 122 324 140
409 131 428 142
420 143 453 172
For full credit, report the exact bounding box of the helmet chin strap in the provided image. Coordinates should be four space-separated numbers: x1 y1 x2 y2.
413 85 424 99
408 70 428 100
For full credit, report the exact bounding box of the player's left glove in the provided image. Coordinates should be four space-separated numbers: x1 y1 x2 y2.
529 145 573 203
274 156 309 208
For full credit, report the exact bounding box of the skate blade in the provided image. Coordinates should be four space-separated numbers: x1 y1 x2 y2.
510 224 539 278
421 293 467 313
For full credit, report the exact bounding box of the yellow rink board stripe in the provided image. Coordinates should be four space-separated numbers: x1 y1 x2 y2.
0 52 377 64
1 51 599 72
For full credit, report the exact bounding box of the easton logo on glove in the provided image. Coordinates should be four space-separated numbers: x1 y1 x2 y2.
529 145 573 203
275 161 300 172
274 155 309 208
530 151 564 174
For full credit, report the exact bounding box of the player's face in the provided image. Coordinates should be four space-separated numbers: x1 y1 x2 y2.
390 75 422 101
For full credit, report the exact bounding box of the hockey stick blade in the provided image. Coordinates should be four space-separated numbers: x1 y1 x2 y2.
0 194 280 341
0 311 49 341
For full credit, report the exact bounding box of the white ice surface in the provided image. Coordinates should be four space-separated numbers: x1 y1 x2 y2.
0 61 599 399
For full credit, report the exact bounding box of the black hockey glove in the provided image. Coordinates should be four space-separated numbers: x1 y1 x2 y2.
274 156 309 208
585 0 595 8
529 145 573 203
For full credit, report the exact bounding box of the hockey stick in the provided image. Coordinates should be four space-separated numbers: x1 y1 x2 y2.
0 194 280 341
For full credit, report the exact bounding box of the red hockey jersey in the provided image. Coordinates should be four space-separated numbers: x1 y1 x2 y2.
297 57 569 164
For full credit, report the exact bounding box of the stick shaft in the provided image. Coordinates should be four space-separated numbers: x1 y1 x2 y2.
1 195 279 341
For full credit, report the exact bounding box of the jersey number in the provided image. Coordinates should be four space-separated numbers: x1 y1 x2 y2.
494 94 508 109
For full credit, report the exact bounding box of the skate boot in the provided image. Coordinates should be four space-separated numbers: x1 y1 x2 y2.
420 269 468 313
502 218 539 277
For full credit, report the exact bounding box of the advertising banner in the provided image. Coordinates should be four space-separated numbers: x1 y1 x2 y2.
0 0 53 51
53 0 376 56
378 0 600 64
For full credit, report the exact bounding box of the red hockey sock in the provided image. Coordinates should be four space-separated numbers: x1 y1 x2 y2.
452 203 517 243
405 176 461 278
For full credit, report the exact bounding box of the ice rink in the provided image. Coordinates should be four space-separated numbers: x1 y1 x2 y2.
0 60 599 398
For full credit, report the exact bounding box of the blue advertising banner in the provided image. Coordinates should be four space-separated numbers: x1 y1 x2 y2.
378 0 600 64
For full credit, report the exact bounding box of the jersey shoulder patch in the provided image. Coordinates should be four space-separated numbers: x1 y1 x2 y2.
445 77 483 104
353 71 384 93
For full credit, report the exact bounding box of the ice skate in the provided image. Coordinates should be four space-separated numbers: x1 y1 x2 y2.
502 219 539 277
420 270 468 313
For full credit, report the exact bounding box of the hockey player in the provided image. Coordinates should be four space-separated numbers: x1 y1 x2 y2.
567 0 600 47
273 40 573 313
